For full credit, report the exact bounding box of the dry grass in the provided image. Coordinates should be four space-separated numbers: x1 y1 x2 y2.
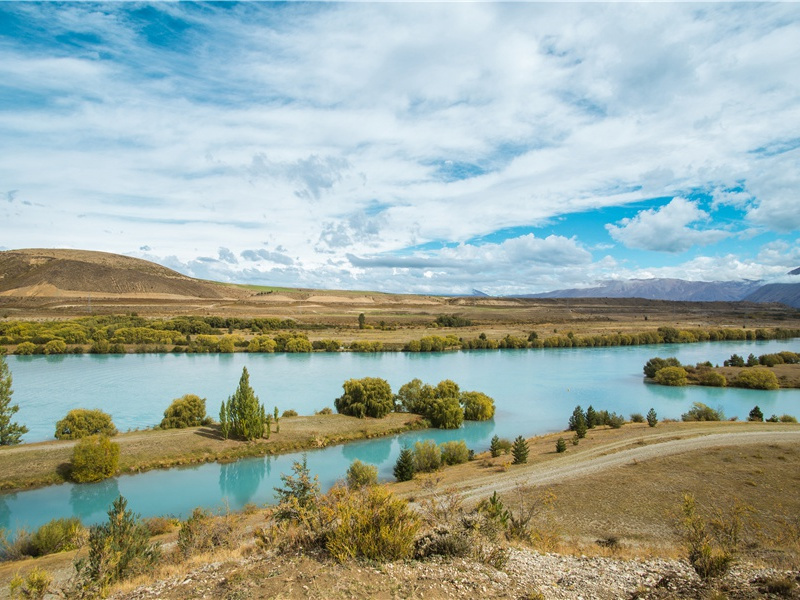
0 413 423 491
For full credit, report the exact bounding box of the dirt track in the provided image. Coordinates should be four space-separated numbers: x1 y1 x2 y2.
421 428 800 504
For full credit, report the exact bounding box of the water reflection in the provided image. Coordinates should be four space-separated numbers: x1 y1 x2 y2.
341 436 392 464
0 491 15 530
70 478 120 520
219 456 266 506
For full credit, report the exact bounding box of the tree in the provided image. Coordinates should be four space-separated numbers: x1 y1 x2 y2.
358 313 366 329
746 353 759 367
511 435 529 464
643 356 681 378
160 394 207 429
555 438 567 453
335 377 394 419
223 367 265 440
73 496 160 595
70 435 120 483
585 405 597 429
733 368 779 390
460 391 495 421
0 355 28 445
748 406 764 422
219 400 229 439
489 434 501 458
647 407 658 428
274 455 320 516
569 405 587 439
274 406 280 433
393 447 415 482
55 408 117 440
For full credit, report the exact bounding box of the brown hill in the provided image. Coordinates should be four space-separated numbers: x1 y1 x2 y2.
0 248 242 300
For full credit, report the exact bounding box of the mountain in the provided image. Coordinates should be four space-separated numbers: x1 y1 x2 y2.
743 283 800 308
523 278 763 302
0 248 243 299
789 267 800 276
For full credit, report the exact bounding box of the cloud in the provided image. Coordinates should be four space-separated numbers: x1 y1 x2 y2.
240 248 294 265
218 247 237 264
248 153 351 201
605 198 730 253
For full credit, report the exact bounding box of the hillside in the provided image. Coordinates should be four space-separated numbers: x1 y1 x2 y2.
0 249 243 300
743 282 800 308
524 278 763 302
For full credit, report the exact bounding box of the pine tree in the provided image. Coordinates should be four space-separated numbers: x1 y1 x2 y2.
569 405 587 439
585 405 597 429
274 406 280 433
219 400 229 439
556 438 567 453
0 355 28 446
511 435 529 464
646 407 658 428
393 447 415 481
225 367 264 440
748 406 763 422
489 434 501 458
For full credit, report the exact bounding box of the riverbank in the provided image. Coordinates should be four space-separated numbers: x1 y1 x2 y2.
0 413 425 492
2 421 798 599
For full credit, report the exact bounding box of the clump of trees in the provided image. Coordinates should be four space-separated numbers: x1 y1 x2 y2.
335 377 394 419
70 435 120 483
570 405 625 432
0 354 28 445
396 378 495 429
219 367 266 440
55 408 117 440
391 439 472 481
434 314 472 327
160 394 209 429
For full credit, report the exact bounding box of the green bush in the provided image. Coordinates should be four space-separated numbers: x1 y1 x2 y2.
682 402 724 422
8 567 51 600
282 409 299 417
55 408 117 440
28 517 85 557
393 447 415 482
779 414 798 423
555 438 567 453
335 377 394 419
699 370 727 387
647 408 658 427
439 440 470 465
460 391 495 421
15 342 36 355
72 496 160 597
413 440 442 473
346 459 378 489
654 366 688 386
43 339 67 355
630 413 645 423
160 394 207 429
325 485 420 563
733 368 780 390
70 435 120 483
643 356 681 378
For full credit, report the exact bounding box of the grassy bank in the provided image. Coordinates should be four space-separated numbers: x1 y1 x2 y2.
0 413 424 492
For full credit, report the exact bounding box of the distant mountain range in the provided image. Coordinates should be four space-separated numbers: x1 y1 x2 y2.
519 272 800 308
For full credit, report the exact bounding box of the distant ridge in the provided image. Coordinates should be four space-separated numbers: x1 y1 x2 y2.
743 283 800 309
789 267 800 276
0 248 242 299
521 278 762 303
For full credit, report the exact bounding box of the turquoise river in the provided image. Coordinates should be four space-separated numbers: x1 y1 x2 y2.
2 339 799 534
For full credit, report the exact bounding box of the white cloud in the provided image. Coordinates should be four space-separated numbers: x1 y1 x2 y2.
606 198 730 253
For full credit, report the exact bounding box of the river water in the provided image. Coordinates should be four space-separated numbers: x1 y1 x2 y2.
2 340 799 534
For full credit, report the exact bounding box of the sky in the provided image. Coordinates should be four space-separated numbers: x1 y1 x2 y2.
1 2 799 296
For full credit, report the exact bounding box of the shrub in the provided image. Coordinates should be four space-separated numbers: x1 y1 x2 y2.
27 517 85 556
8 567 51 600
555 438 567 453
15 342 36 355
413 440 441 473
647 408 658 427
439 440 470 465
335 377 394 419
733 368 780 390
55 408 117 440
282 409 299 417
779 414 798 423
160 394 207 429
679 494 744 580
606 412 626 429
393 447 415 482
315 407 332 415
630 412 644 423
682 403 724 422
643 356 681 378
511 435 529 464
43 339 67 355
654 366 688 386
699 371 727 387
325 485 421 563
346 459 378 489
748 406 764 422
71 496 160 597
177 508 241 558
460 391 495 421
273 456 320 519
70 435 120 483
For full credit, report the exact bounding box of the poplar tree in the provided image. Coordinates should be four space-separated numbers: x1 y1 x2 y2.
0 355 28 446
219 400 229 439
224 367 265 440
